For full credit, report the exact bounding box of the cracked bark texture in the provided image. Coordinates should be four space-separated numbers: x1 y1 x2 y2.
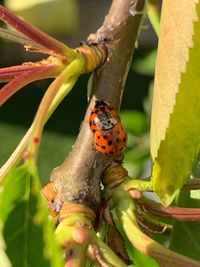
51 0 145 211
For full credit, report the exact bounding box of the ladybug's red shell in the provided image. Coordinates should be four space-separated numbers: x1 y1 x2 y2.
94 123 127 157
89 100 120 132
89 100 127 157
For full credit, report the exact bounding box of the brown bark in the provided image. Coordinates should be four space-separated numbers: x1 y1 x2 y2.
51 0 145 211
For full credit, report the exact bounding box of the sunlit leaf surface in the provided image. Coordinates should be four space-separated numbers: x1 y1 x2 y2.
0 164 63 267
151 1 200 206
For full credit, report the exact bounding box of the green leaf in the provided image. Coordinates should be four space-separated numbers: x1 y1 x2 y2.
0 163 63 267
115 220 158 267
151 1 200 206
0 225 12 267
169 190 200 261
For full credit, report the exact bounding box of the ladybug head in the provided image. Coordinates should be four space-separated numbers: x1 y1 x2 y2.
95 99 107 108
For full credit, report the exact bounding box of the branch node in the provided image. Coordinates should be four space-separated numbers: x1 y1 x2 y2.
75 43 107 73
102 162 128 188
59 202 96 223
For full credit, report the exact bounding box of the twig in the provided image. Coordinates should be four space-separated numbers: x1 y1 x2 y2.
183 178 200 190
51 0 145 212
141 198 200 221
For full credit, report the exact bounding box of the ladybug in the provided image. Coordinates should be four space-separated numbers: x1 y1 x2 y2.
89 100 127 157
89 100 120 132
94 123 127 156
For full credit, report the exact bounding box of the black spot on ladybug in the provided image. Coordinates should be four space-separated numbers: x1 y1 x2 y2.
97 135 101 139
123 137 126 142
92 129 95 133
101 145 106 150
95 142 99 146
89 121 92 126
116 137 121 143
105 153 108 155
108 140 113 146
103 135 107 140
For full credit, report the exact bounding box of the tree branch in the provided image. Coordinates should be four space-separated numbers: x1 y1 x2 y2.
50 0 145 213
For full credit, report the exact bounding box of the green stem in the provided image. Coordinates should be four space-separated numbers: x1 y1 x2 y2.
140 210 172 232
90 231 128 267
64 244 87 267
47 74 80 119
121 177 153 192
56 232 87 267
0 58 84 182
29 57 84 161
55 216 91 267
112 188 200 267
147 0 160 37
104 177 152 201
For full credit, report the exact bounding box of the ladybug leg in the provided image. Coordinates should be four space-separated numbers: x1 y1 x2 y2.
91 141 98 152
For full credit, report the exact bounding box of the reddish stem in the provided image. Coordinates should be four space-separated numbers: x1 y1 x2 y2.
0 5 66 55
0 64 57 106
0 64 47 82
183 179 200 190
141 199 200 221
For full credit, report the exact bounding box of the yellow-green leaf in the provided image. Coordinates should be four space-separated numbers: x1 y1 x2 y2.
151 1 200 206
0 225 12 267
0 163 63 267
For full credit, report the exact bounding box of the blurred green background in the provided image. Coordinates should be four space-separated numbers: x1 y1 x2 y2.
0 0 157 183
